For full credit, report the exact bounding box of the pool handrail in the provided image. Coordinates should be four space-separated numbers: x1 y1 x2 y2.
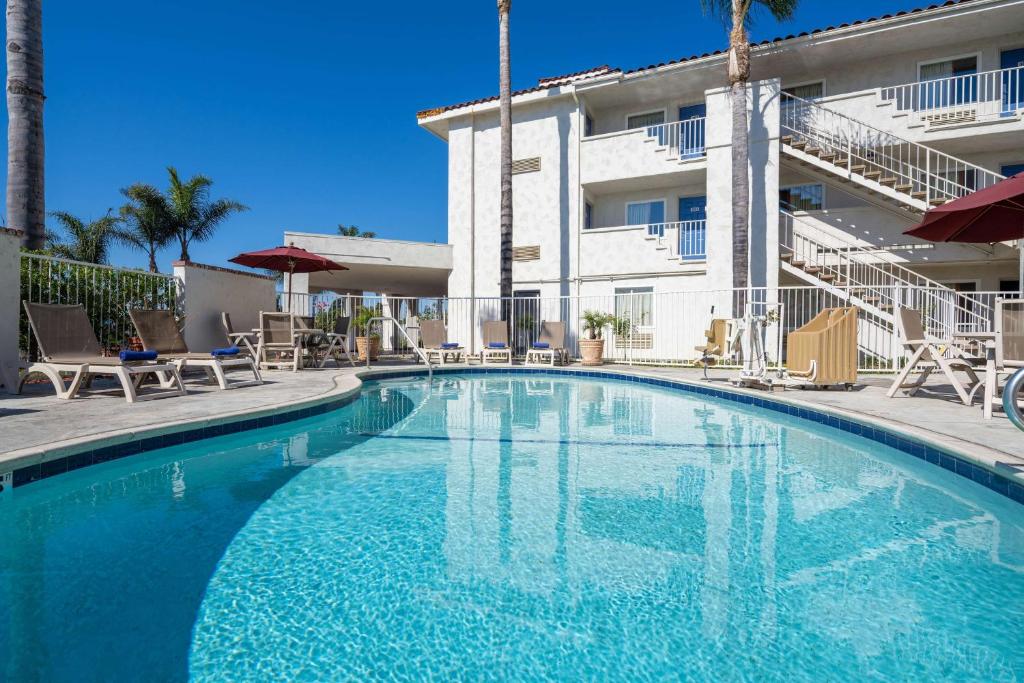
365 316 433 380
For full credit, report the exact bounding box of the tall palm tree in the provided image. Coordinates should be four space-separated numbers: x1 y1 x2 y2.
338 224 377 238
498 0 513 323
6 0 46 249
701 0 797 297
47 211 121 264
118 183 174 272
164 166 248 262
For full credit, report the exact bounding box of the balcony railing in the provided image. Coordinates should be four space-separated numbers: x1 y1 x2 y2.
643 118 706 159
879 65 1024 124
644 220 707 260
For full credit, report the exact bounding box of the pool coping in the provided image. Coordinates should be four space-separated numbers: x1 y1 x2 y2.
4 365 1023 505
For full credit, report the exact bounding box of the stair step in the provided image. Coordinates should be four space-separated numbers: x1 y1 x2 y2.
894 183 913 193
879 177 898 186
929 197 948 206
910 190 927 199
804 266 822 274
790 260 807 269
818 152 836 162
818 273 836 282
863 170 882 180
849 164 866 174
780 253 793 262
862 296 881 303
804 147 822 157
833 158 849 168
781 135 794 145
790 140 807 150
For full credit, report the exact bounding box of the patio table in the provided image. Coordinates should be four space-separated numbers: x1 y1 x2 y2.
251 320 327 369
953 331 996 419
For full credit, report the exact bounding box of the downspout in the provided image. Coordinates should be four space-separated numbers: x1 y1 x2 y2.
571 88 582 300
470 112 477 355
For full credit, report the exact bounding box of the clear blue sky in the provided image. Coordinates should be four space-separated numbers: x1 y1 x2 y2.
2 0 915 271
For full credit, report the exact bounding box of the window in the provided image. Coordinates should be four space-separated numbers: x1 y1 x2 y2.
780 184 823 211
1002 163 1024 177
918 55 978 109
585 113 594 137
1000 279 1021 293
615 287 654 327
584 202 594 230
626 110 665 130
782 81 824 101
626 200 665 236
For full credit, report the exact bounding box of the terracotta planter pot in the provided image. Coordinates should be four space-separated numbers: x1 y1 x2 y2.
579 338 606 366
355 336 381 361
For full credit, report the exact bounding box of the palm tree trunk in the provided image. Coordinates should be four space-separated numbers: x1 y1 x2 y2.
728 1 751 311
148 247 158 273
6 0 45 250
498 0 513 325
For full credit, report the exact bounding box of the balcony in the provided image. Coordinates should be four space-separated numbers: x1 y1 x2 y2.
644 220 708 261
879 65 1024 126
581 118 706 189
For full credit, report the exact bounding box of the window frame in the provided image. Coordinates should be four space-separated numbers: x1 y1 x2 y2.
779 183 825 212
624 198 667 228
584 201 594 230
624 108 667 131
614 286 655 328
916 52 982 81
781 79 826 100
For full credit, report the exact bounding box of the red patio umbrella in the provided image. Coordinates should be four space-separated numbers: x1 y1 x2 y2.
229 244 348 301
904 172 1024 243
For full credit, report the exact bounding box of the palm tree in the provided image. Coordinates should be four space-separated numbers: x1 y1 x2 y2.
497 0 513 324
6 0 46 249
47 211 121 264
701 0 797 297
118 183 174 272
164 167 248 262
338 224 377 238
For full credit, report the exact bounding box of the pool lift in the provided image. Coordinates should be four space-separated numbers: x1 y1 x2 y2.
729 301 785 391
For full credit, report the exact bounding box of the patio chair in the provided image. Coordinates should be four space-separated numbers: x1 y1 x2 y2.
480 320 513 365
785 307 859 389
525 321 569 366
130 309 262 390
221 312 257 357
886 307 983 404
18 302 186 403
257 312 303 371
322 316 356 367
294 315 329 367
419 319 465 364
994 299 1024 409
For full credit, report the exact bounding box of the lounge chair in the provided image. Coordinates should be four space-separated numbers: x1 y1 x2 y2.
992 298 1024 415
785 307 859 389
525 321 569 366
221 312 257 357
130 309 262 390
480 321 513 365
886 307 983 404
257 312 303 371
18 302 186 403
419 319 465 364
322 316 356 367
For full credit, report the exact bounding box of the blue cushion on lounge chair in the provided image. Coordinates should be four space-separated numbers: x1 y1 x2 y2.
211 346 241 356
487 342 507 349
120 350 157 362
532 342 550 349
441 342 460 349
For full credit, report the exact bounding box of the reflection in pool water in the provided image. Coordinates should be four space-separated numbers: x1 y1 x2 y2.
2 374 1023 681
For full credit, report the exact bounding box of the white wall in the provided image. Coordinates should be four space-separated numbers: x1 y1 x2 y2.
174 261 277 352
0 229 22 389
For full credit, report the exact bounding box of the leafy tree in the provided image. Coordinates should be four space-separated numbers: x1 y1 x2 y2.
700 0 797 299
337 224 377 238
118 183 174 272
46 210 122 264
164 166 248 261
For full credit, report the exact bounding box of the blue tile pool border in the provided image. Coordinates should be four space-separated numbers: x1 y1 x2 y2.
10 366 1024 507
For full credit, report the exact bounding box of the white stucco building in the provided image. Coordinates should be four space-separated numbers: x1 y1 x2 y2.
417 0 1024 318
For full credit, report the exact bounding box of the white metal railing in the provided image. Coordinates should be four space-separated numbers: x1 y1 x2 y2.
19 253 179 360
365 316 433 379
643 118 707 159
780 209 993 336
880 65 1024 124
780 92 1005 206
643 220 707 260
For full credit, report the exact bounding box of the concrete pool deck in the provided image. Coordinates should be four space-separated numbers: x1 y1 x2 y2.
2 361 1021 486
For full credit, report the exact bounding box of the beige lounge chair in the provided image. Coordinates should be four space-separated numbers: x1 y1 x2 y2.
786 307 859 388
420 319 464 364
130 309 262 390
525 321 568 366
480 321 513 365
18 302 186 403
992 298 1024 415
257 312 303 371
887 307 982 404
322 316 356 367
221 312 257 357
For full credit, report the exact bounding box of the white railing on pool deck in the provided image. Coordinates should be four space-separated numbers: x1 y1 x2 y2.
273 287 1021 373
642 118 707 159
19 253 180 360
879 65 1024 125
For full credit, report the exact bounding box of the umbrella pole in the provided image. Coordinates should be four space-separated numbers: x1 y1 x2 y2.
1019 242 1023 294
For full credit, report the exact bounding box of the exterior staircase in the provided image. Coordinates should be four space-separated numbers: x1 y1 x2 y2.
779 208 993 338
779 92 1004 216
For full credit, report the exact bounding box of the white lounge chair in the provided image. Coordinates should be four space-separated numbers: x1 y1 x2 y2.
420 320 465 364
480 320 513 365
525 321 569 366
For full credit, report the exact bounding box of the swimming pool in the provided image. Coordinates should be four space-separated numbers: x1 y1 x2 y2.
2 372 1023 681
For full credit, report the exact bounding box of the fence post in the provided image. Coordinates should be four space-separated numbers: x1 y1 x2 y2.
0 229 23 391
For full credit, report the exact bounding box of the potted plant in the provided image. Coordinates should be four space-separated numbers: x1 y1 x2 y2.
353 306 382 361
580 310 615 366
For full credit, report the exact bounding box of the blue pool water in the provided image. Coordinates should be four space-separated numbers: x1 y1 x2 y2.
2 373 1024 681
